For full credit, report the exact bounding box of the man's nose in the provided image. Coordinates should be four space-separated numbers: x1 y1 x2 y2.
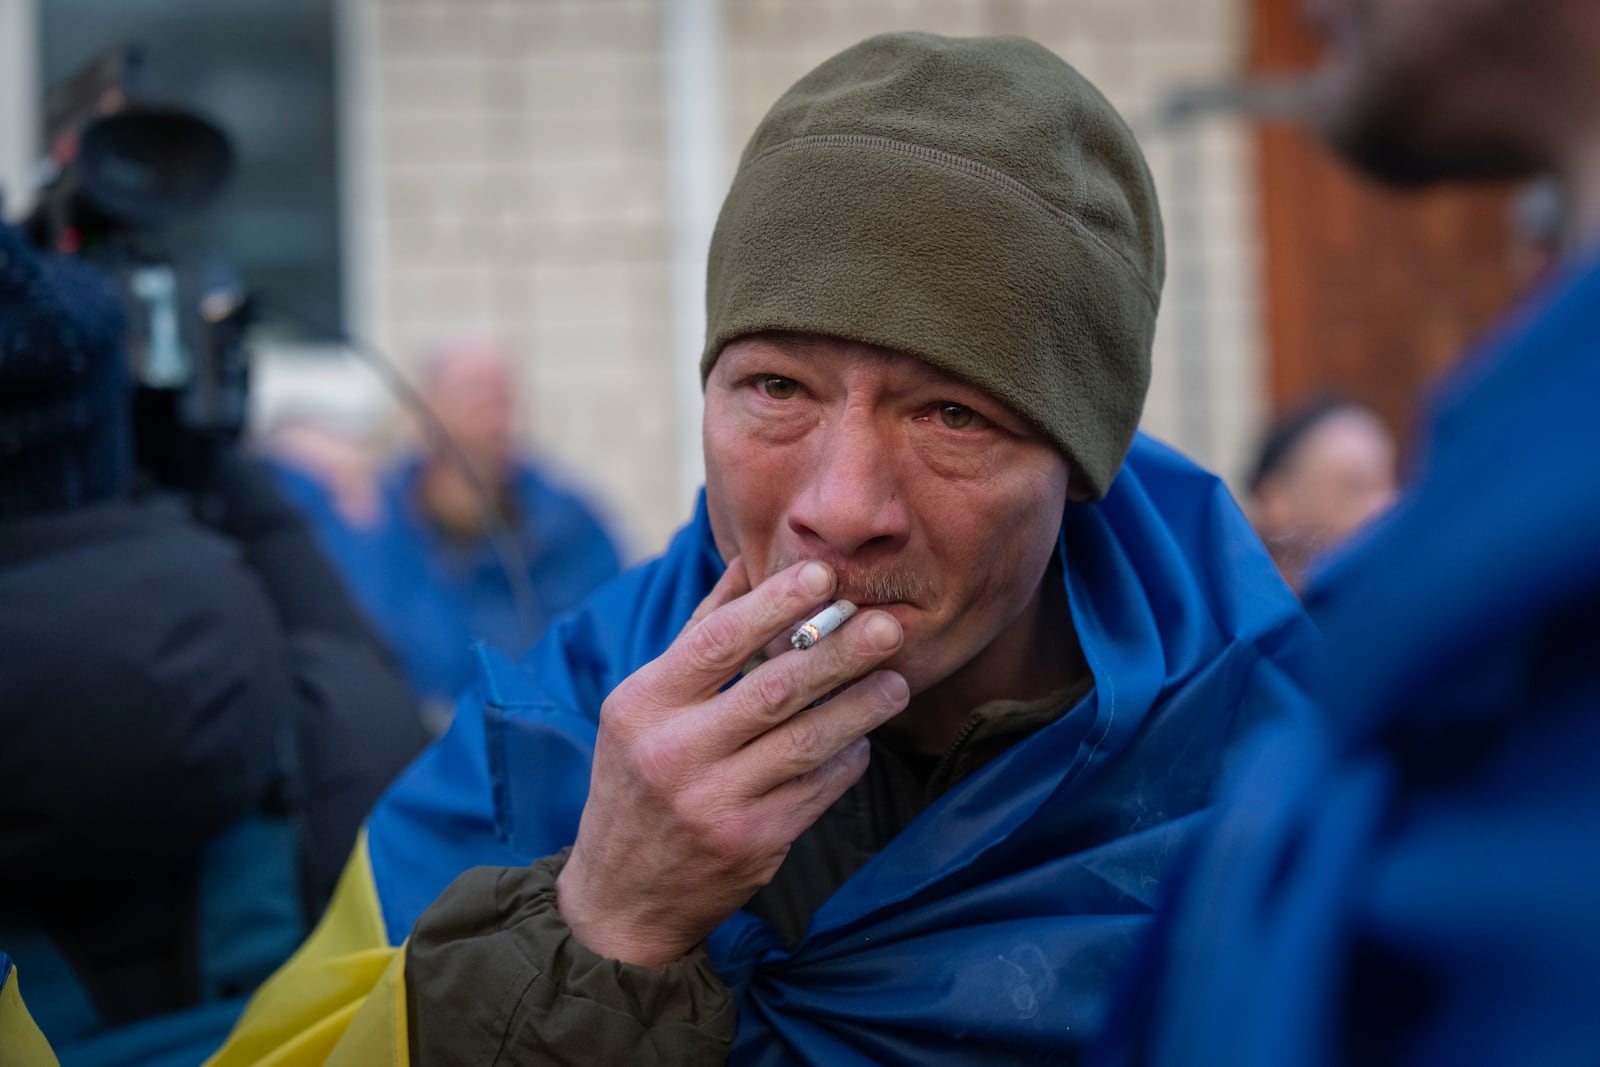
786 417 912 556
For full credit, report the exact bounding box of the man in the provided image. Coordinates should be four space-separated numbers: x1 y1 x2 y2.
1099 1 1600 1064
362 341 624 724
1246 396 1398 591
209 33 1315 1065
0 223 427 1064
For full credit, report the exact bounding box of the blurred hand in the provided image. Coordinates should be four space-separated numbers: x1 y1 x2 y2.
556 557 908 966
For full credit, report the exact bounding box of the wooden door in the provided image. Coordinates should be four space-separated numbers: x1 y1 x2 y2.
1250 0 1520 449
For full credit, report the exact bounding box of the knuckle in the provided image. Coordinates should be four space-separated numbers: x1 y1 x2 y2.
598 673 659 732
683 610 744 674
749 666 793 720
630 733 683 793
703 822 744 865
698 809 753 866
597 691 632 733
672 782 735 835
665 785 703 830
781 714 829 766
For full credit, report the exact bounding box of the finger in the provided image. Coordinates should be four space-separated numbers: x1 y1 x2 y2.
727 668 909 794
681 555 751 635
650 559 838 702
757 598 851 662
697 608 904 754
757 734 875 845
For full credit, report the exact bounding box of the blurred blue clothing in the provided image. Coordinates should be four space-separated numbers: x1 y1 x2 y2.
264 462 385 607
276 456 624 713
1099 249 1600 1066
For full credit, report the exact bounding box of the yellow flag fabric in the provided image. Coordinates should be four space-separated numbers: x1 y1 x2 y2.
0 963 62 1067
206 830 410 1067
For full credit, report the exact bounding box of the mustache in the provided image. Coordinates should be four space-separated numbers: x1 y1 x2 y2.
769 556 933 605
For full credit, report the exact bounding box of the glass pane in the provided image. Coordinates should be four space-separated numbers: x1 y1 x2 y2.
39 0 342 340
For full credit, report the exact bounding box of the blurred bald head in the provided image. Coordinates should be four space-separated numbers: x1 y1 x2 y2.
421 340 518 481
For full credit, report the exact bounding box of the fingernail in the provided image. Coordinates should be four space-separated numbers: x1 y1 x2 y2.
799 561 833 597
864 613 901 651
878 671 909 704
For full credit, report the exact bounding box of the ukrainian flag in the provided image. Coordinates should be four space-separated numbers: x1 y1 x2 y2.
1 952 61 1067
205 833 409 1066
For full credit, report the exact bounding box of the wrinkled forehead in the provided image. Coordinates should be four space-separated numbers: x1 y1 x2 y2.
716 330 1004 401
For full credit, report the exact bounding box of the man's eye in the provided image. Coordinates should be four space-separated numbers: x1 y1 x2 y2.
761 376 799 400
938 403 976 430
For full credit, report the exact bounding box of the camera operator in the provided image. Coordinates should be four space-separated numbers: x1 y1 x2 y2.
0 220 427 1060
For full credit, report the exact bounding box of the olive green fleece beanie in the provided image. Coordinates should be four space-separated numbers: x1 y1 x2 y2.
701 32 1164 500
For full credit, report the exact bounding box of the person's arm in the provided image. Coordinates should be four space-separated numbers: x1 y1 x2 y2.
404 851 736 1065
204 453 430 903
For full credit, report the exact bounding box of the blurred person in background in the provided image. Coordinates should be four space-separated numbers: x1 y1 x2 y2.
0 222 427 1066
207 33 1317 1065
1099 0 1600 1063
360 340 624 728
1509 175 1568 294
256 407 389 637
1246 395 1398 592
258 409 385 532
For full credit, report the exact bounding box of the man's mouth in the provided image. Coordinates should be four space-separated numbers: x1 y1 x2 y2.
767 555 932 610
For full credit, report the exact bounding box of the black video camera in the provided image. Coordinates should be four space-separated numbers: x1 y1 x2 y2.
23 45 252 493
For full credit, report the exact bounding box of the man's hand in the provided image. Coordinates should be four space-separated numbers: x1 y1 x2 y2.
556 557 909 966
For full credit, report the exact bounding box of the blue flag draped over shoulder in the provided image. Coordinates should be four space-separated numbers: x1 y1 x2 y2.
365 434 1318 1063
1099 253 1600 1067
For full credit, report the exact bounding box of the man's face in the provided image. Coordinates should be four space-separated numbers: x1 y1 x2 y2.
1304 0 1553 183
702 334 1071 699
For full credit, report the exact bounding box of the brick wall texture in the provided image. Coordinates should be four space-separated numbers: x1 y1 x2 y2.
358 0 1260 555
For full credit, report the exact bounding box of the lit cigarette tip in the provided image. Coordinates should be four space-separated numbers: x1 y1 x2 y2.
791 599 858 650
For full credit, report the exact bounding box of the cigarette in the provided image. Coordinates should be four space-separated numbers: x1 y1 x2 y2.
791 600 858 650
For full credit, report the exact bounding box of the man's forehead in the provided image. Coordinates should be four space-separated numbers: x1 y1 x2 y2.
729 331 992 394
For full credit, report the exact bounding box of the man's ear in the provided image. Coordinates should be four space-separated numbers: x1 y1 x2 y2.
1064 461 1095 504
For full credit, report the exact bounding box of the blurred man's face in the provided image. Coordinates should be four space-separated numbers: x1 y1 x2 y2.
702 334 1071 702
1304 0 1552 183
426 348 515 476
1256 406 1398 568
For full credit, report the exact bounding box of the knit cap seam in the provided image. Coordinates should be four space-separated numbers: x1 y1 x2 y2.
746 132 1158 311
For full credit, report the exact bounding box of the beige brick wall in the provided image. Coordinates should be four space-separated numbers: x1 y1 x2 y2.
0 0 39 219
354 0 1264 557
358 0 679 558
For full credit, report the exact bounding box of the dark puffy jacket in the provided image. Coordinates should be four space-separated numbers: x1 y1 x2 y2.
0 458 428 1063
